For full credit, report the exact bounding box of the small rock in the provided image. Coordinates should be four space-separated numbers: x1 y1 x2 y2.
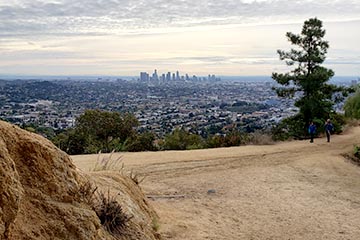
207 189 216 194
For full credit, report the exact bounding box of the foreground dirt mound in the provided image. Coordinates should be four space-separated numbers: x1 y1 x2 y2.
0 120 159 240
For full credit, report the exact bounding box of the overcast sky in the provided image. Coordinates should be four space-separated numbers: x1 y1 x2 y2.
0 0 359 77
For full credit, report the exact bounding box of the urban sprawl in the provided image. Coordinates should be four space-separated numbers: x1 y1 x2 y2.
0 72 354 137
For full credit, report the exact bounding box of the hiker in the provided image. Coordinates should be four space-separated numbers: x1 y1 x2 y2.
324 119 334 142
308 121 316 143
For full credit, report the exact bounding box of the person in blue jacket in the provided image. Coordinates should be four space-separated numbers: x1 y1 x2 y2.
308 121 316 143
324 119 334 142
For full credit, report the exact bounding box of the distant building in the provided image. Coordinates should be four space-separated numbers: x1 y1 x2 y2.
140 72 149 82
152 69 159 81
166 72 171 81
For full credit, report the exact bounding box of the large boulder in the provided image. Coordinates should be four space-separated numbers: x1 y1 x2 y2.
0 121 159 240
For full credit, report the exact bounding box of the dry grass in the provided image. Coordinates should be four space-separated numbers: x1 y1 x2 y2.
347 119 360 127
344 119 360 131
129 170 146 185
92 150 125 172
249 131 275 145
77 181 98 205
91 150 146 186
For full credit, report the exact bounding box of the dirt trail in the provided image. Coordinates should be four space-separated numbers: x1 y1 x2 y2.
73 127 360 239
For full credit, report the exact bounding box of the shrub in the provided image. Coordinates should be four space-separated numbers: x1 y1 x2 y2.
125 132 158 152
271 114 305 141
354 145 360 159
344 89 360 119
70 181 130 235
329 112 346 134
162 128 204 150
93 190 132 235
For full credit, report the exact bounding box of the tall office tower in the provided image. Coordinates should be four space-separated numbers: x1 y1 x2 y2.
172 73 176 81
185 74 190 81
176 71 180 81
161 73 166 82
140 72 149 82
152 69 159 81
166 72 171 81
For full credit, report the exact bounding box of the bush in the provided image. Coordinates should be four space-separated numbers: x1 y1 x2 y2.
205 129 248 148
328 113 346 134
344 89 360 119
161 128 204 150
271 115 305 141
70 181 130 236
354 145 360 159
93 190 132 235
125 132 158 152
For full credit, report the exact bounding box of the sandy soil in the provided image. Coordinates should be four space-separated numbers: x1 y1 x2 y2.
72 127 360 239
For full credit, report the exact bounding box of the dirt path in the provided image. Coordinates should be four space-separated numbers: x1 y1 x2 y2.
73 127 360 239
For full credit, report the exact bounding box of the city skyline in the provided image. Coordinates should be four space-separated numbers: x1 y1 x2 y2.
0 0 359 77
139 69 221 82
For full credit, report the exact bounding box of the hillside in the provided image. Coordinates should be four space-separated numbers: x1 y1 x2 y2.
0 120 160 240
73 126 360 239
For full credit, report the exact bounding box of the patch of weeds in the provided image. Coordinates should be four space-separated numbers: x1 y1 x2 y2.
151 217 160 232
354 145 360 159
68 180 97 205
78 181 98 205
92 150 124 172
93 190 132 235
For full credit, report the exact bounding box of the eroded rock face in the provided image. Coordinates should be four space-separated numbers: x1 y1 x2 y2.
0 121 104 239
0 121 160 240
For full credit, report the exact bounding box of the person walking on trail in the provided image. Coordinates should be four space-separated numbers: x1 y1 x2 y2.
308 121 316 143
324 119 334 142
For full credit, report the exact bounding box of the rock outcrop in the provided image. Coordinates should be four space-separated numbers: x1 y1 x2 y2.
0 120 160 240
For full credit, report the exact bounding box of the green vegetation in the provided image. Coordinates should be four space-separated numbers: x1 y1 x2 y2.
151 217 160 232
344 87 360 119
160 128 204 150
205 129 248 148
223 101 267 113
354 145 360 159
272 18 351 139
52 109 157 154
21 123 57 139
47 109 273 154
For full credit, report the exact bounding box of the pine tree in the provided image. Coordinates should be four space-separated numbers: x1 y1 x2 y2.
272 18 346 135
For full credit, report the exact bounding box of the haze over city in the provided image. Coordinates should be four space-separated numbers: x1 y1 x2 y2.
0 0 359 77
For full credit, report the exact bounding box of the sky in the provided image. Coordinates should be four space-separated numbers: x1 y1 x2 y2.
0 0 359 77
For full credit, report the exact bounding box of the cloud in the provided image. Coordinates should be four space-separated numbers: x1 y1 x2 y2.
0 0 359 38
